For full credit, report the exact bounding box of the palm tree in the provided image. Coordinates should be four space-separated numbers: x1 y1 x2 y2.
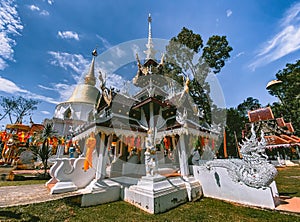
31 123 56 177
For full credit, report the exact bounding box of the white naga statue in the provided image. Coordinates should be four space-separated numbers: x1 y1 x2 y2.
144 128 158 176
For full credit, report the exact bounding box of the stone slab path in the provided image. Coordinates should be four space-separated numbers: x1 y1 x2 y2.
276 196 300 214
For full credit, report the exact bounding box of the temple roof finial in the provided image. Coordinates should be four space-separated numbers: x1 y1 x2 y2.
144 13 156 60
84 48 97 86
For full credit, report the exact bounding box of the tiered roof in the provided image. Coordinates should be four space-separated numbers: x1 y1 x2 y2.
247 107 300 148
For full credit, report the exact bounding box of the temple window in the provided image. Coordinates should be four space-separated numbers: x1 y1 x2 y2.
64 108 72 119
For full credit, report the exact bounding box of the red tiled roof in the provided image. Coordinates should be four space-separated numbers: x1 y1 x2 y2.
265 135 289 145
280 134 299 143
276 117 286 127
286 122 294 133
248 107 274 122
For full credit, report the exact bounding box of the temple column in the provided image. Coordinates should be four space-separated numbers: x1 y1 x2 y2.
95 132 107 180
140 136 145 164
171 135 179 164
178 134 189 177
149 102 154 129
114 139 120 161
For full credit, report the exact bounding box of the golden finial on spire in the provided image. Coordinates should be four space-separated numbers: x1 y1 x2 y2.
92 47 98 57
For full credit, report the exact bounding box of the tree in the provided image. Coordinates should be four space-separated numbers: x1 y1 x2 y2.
225 108 244 157
0 96 39 124
237 97 261 118
0 97 18 123
225 97 261 157
31 124 56 177
267 60 300 135
164 27 232 123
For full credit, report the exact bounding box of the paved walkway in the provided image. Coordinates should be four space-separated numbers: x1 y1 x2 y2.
276 196 300 214
0 184 83 208
0 184 299 215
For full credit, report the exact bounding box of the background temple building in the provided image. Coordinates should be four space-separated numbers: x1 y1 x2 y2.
246 107 300 160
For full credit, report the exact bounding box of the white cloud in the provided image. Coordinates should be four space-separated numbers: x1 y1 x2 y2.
53 83 76 101
47 0 54 5
28 5 40 11
227 51 245 63
131 44 142 57
48 51 89 78
0 76 28 94
38 82 76 102
249 2 300 70
226 9 232 17
27 4 49 16
0 76 58 104
40 10 50 16
114 46 126 58
96 35 112 49
41 110 51 115
0 0 23 70
58 31 79 41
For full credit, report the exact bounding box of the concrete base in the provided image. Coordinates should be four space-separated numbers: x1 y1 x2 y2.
50 181 77 194
81 179 121 207
124 175 200 214
193 166 278 209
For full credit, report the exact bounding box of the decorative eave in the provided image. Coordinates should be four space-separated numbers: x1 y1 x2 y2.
132 97 172 110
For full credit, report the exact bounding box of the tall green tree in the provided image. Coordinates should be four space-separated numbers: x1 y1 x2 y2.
225 108 244 157
164 27 232 123
225 97 261 157
267 60 300 135
0 96 39 124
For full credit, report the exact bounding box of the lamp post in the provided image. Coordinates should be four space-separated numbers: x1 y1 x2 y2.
266 79 283 103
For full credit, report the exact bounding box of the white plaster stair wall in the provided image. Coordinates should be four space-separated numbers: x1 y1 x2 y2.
50 151 97 194
45 158 61 187
193 165 277 209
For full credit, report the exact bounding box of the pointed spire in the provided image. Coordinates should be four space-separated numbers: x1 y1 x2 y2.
144 13 156 60
84 49 97 86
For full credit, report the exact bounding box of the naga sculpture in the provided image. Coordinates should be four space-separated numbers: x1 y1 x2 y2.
204 125 278 188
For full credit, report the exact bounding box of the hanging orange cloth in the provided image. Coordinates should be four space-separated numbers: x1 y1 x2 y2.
211 139 215 150
201 137 205 147
163 137 170 150
130 136 135 147
83 132 96 171
18 131 26 143
135 136 141 149
223 129 228 158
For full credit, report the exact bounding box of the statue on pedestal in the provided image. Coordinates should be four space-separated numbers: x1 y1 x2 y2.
144 128 158 176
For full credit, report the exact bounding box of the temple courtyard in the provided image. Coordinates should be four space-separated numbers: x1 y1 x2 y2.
0 165 299 221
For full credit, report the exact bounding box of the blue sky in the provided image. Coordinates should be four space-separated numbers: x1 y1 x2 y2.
0 0 300 126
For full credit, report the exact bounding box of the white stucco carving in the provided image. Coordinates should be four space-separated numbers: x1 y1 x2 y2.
204 125 277 188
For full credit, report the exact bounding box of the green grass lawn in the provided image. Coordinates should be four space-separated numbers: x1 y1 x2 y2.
0 166 299 221
275 166 300 198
